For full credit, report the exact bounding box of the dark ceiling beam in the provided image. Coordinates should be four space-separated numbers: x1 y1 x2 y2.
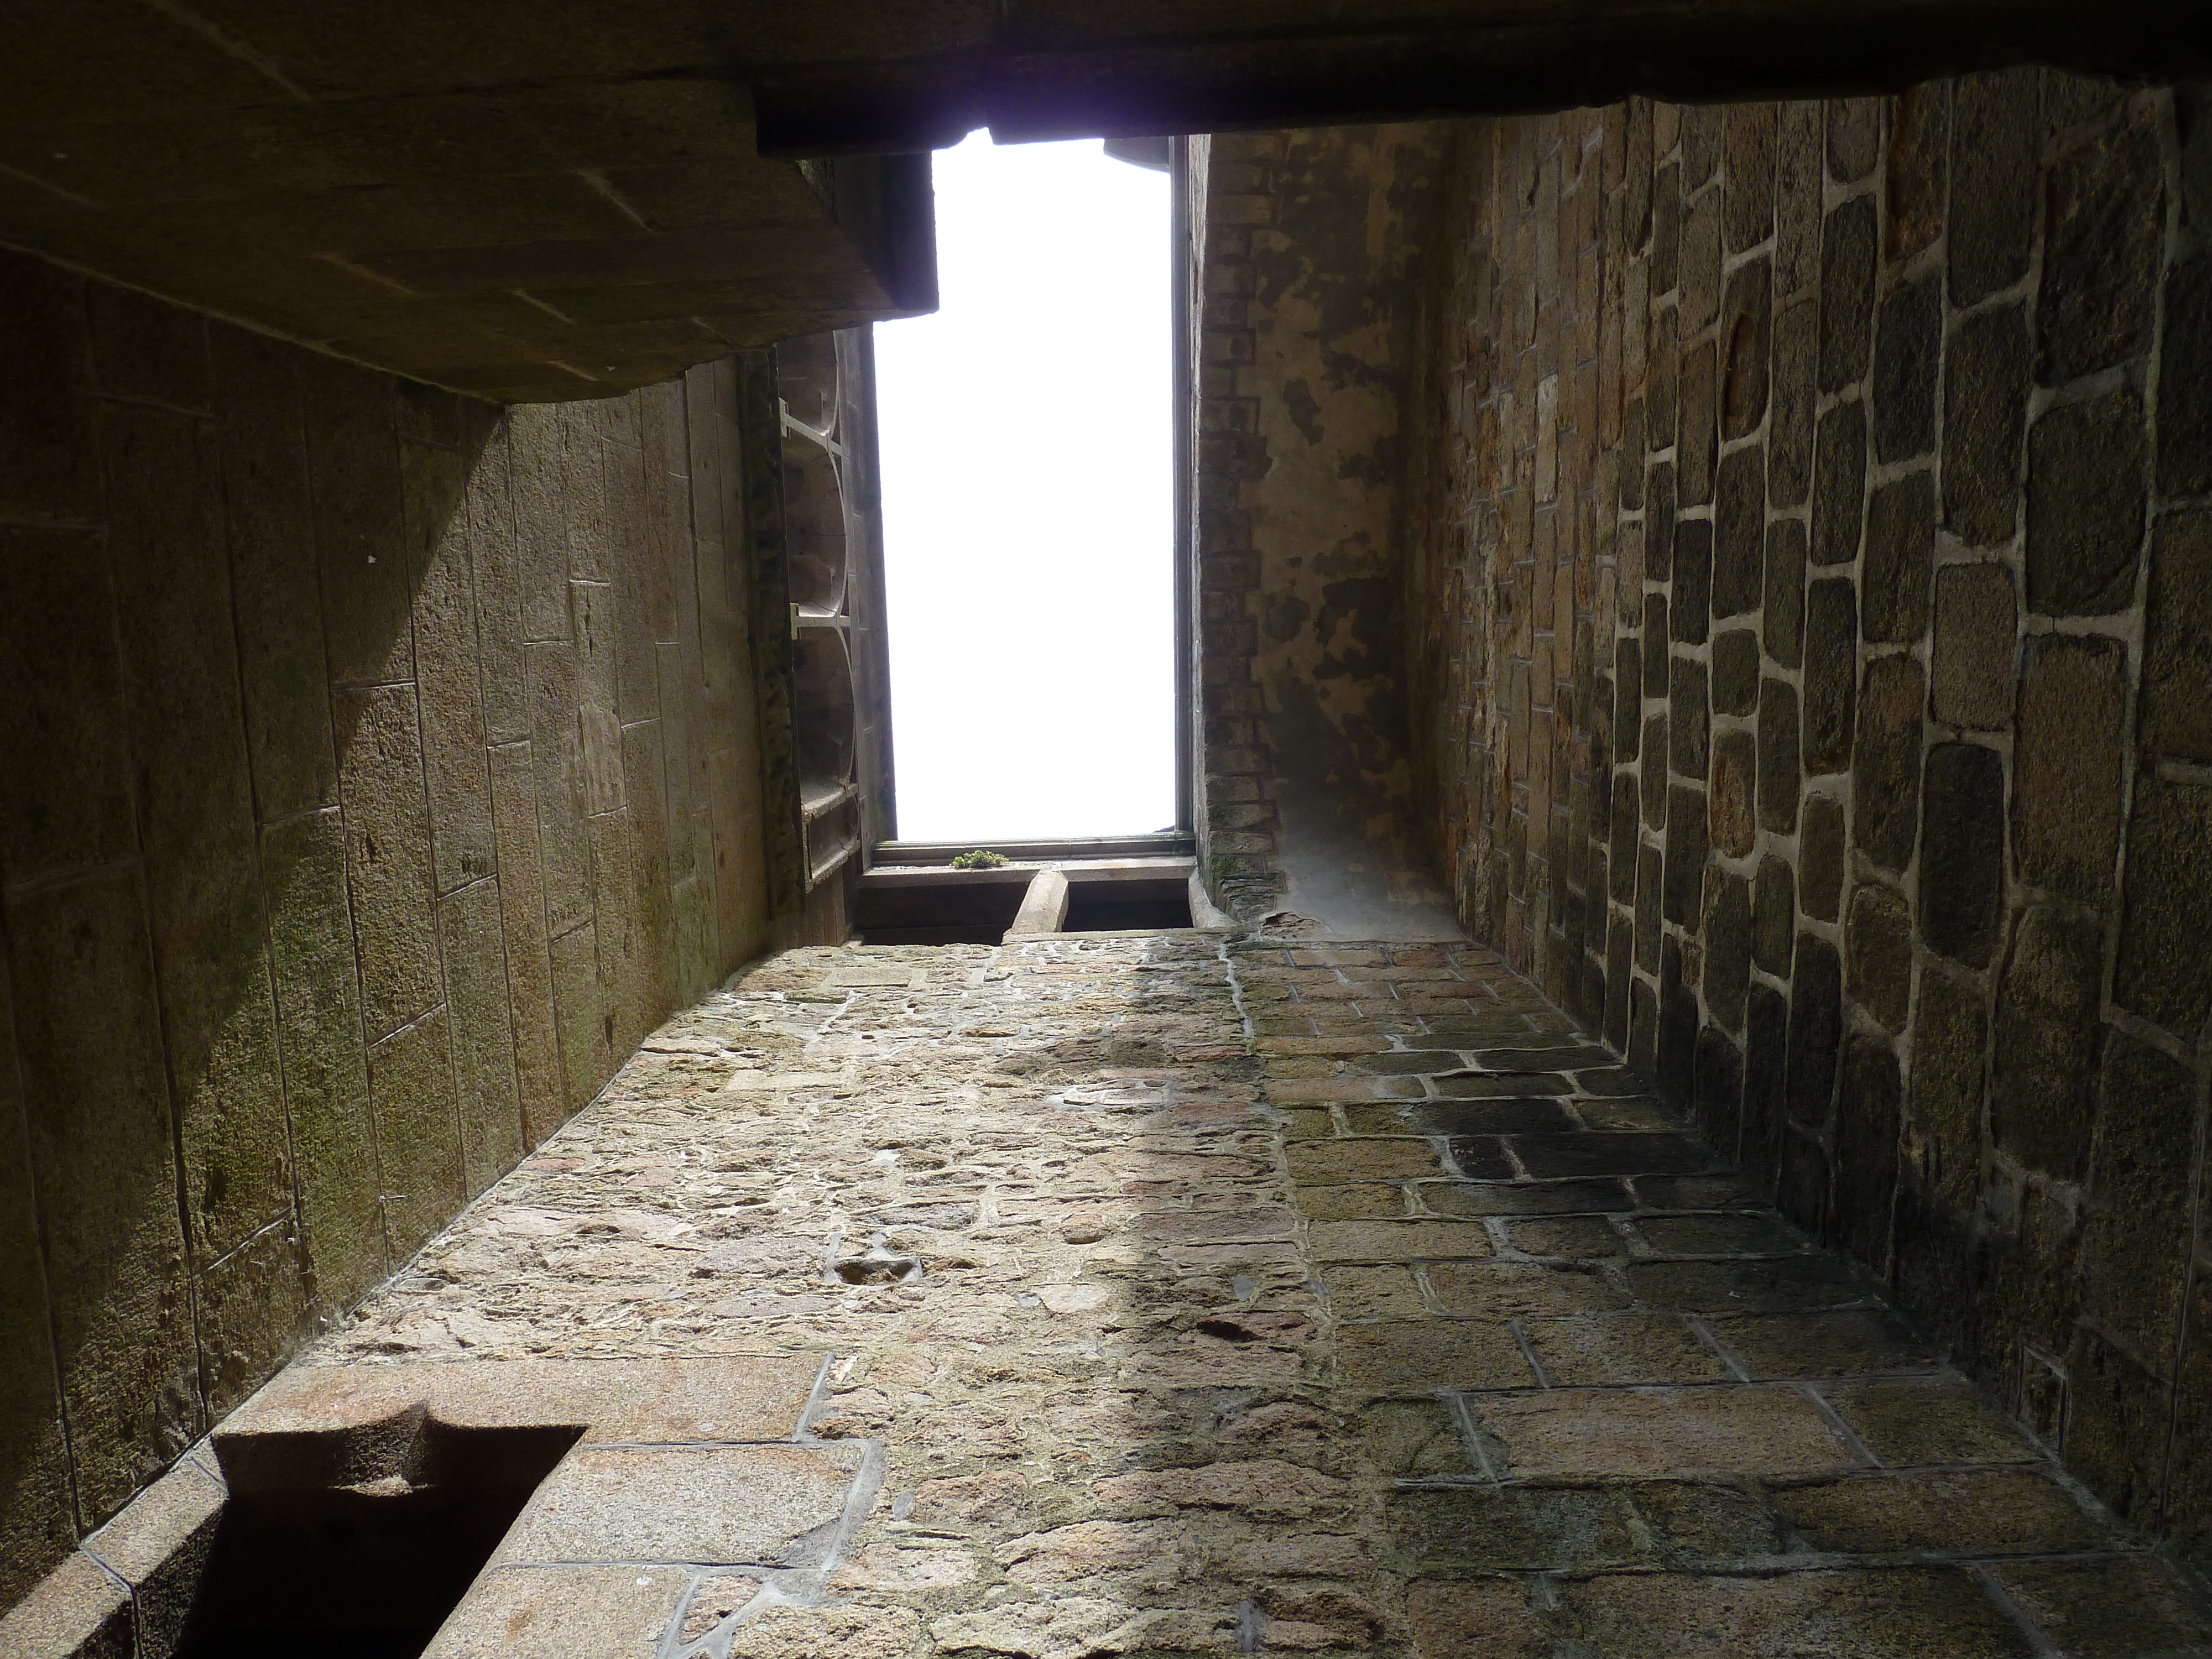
747 0 2209 155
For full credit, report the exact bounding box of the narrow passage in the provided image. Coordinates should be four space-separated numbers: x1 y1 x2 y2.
273 936 2209 1657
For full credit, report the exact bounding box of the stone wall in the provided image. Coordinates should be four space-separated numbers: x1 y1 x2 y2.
0 247 774 1609
1192 126 1461 938
1403 77 2212 1561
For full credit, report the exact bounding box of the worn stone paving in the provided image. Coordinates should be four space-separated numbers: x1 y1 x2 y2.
307 935 2212 1658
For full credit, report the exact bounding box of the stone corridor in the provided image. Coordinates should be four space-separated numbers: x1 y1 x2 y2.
272 935 2210 1657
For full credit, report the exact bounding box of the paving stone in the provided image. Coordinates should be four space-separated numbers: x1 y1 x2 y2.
1708 1310 1939 1379
1931 564 2016 728
2026 388 2147 617
1502 1215 1624 1258
1422 1180 1632 1218
420 1564 690 1659
1779 1467 2101 1556
1429 1261 1634 1318
1378 1099 1575 1135
1824 1376 2040 1467
1473 1386 1856 1480
1310 1219 1495 1261
1627 1255 1867 1314
1559 1566 2034 1655
1524 1314 1732 1385
1943 305 2031 547
1287 1139 1447 1184
1391 1487 1637 1573
1340 1322 1535 1392
1990 1556 2212 1658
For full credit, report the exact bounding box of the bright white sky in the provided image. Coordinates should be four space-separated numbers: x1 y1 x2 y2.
874 132 1174 843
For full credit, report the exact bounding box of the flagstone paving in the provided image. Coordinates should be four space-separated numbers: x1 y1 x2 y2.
304 933 2212 1658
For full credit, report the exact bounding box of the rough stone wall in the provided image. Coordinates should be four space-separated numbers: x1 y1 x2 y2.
1408 77 2212 1562
1194 126 1459 937
0 246 773 1608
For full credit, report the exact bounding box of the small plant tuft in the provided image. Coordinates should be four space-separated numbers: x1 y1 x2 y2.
950 849 1010 869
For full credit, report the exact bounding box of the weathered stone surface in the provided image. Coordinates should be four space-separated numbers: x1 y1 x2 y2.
1993 907 2105 1182
1833 1030 1901 1264
421 1565 689 1659
1885 84 1949 259
1663 787 1708 927
404 439 497 898
1818 197 1876 392
305 357 414 689
1704 871 1752 1032
1800 794 1846 924
489 743 566 1149
195 1217 307 1418
2143 509 2212 762
336 682 444 1042
1861 472 1933 643
1919 744 2005 969
1752 858 1795 979
1763 519 1806 669
1636 842 1664 971
1931 564 2016 729
1721 260 1772 442
2077 1031 2197 1375
1871 275 1940 462
2038 122 2165 384
1669 658 1708 779
1768 301 1816 509
2026 388 2146 617
367 1008 466 1261
1713 447 1764 618
1672 520 1711 644
6 874 197 1527
1907 966 1988 1208
441 877 526 1198
1811 401 1866 567
1846 886 1913 1034
1851 656 1924 874
1943 304 2030 548
1951 72 2041 308
1709 731 1755 859
1802 577 1856 773
2115 774 2212 1038
2163 257 2212 497
1786 935 1844 1130
2012 634 2125 904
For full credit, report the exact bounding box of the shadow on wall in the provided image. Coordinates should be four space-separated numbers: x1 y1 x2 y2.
0 248 771 1609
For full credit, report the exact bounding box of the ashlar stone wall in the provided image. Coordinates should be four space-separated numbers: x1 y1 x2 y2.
1405 76 2212 1562
0 246 775 1609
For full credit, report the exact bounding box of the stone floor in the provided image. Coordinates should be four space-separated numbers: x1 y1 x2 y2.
299 933 2211 1658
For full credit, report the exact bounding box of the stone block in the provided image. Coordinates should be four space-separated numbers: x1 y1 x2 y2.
552 920 609 1117
1473 1385 1856 1481
1768 301 1815 509
195 1217 307 1420
334 683 444 1041
2013 634 2125 904
1402 1579 1549 1656
526 643 594 938
1993 1558 2212 1659
1903 967 1986 1211
260 808 382 1317
2026 388 2146 617
1648 462 1676 581
1776 101 1823 290
2115 773 2212 1037
215 326 338 820
1662 787 1707 927
2143 508 2212 761
2163 257 2212 497
1941 304 2030 549
2039 122 2164 383
1762 519 1806 670
304 356 414 688
1704 871 1751 1031
439 878 525 1198
1712 447 1764 619
1917 744 2006 969
88 282 208 414
1801 578 1856 773
106 402 294 1264
1668 659 1708 779
1830 1375 2037 1466
1671 522 1710 645
1651 161 1682 295
1339 1323 1532 1392
1862 474 1933 644
1635 843 1663 971
0 253 99 521
0 526 136 885
1801 794 1846 923
488 745 564 1149
1712 630 1757 717
1709 731 1755 859
1680 189 1721 339
1826 97 1881 183
1743 981 1789 1170
1871 276 1939 465
0 1550 133 1659
621 719 679 1041
1641 599 1670 696
419 1564 688 1659
0 951 75 1611
1810 401 1865 568
80 1456 225 1657
367 1007 466 1261
1785 1467 2095 1558
1950 71 2041 307
1754 679 1800 836
1649 306 1679 457
1613 637 1641 761
1609 778 1638 904
1723 105 1777 253
1720 260 1771 440
2065 1324 2170 1527
6 873 198 1527
2077 1030 2197 1375
1818 197 1876 392
589 808 645 1066
1752 858 1794 978
1845 885 1913 1034
1785 935 1843 1128
1885 84 1949 259
1677 340 1716 505
1992 906 2104 1181
1851 656 1924 874
403 442 497 897
1931 565 2016 728
1833 1029 1901 1265
1642 721 1669 827
1563 1566 2026 1656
